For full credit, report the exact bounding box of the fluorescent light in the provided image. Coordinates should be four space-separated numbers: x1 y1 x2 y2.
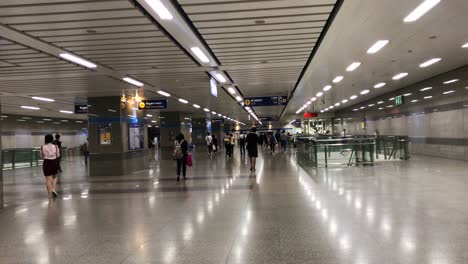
17 119 26 122
123 77 144 87
367 40 389 54
392 72 408 80
377 101 384 104
178 98 188 104
360 106 366 109
443 79 458 84
59 110 73 114
75 121 83 123
389 97 395 101
21 106 40 110
215 73 227 83
32 96 55 102
145 0 173 20
235 96 243 102
463 43 468 48
329 106 334 109
151 120 157 123
316 92 323 97
217 113 222 117
404 93 412 96
191 47 209 63
419 58 441 68
59 53 97 69
420 87 432 91
411 99 419 103
157 90 171 97
360 89 370 95
323 85 332 91
211 111 216 115
424 96 433 99
350 95 358 100
306 101 312 105
60 120 69 122
378 107 384 110
311 97 317 102
346 62 361 72
332 76 343 83
334 103 341 106
443 90 455 95
203 108 210 112
353 109 359 111
341 99 349 103
146 114 153 117
43 119 52 121
374 82 386 88
404 0 440 23
227 87 236 94
193 104 201 109
386 105 393 108
368 104 375 107
245 107 251 111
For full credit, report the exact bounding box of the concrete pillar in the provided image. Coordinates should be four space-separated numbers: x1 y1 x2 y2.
159 112 191 160
87 96 148 176
0 105 3 209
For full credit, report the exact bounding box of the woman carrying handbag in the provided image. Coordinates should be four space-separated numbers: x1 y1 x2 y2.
173 133 188 181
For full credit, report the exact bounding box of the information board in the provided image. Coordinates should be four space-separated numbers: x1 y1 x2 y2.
74 104 88 114
138 100 168 110
244 96 288 107
98 124 112 145
128 123 144 150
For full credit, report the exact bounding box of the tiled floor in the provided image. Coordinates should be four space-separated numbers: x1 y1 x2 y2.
1 149 468 263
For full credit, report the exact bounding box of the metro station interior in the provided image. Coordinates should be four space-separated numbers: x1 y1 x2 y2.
1 0 468 263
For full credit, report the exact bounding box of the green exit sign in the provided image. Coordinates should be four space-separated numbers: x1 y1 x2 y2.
395 95 404 106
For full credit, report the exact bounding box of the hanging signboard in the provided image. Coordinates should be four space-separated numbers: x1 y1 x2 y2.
244 96 288 107
74 104 88 114
138 100 168 110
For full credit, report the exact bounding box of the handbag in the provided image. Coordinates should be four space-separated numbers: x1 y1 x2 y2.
186 153 193 167
173 140 184 160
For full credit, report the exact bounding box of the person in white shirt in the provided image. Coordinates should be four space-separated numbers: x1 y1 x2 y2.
340 129 346 137
41 134 60 198
205 132 214 159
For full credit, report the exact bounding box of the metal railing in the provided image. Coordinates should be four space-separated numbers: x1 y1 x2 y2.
1 147 82 170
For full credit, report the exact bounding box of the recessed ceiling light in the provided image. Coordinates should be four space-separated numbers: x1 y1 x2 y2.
377 101 384 104
178 98 188 104
374 82 386 88
462 43 468 48
367 40 389 54
21 117 32 120
145 0 173 20
37 121 45 123
443 90 455 95
389 97 395 101
227 87 236 94
157 90 171 97
32 96 55 102
123 77 144 87
392 72 408 80
235 96 243 102
146 114 153 117
341 99 349 104
424 96 433 99
311 97 317 102
59 110 73 114
329 106 335 109
443 79 458 84
203 108 210 112
59 53 97 69
75 121 84 123
17 119 27 122
43 118 52 121
191 47 209 63
306 101 312 105
334 103 341 106
215 73 227 83
346 62 361 72
386 105 393 108
193 104 201 109
316 92 324 97
420 87 432 91
60 120 69 122
323 85 332 91
353 109 359 111
368 104 375 107
21 106 40 110
360 89 370 95
333 76 343 83
360 106 366 109
350 95 358 100
404 93 412 96
404 0 441 23
378 107 384 110
419 58 441 68
411 99 419 103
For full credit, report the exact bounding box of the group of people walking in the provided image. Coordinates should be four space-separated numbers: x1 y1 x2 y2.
257 130 289 154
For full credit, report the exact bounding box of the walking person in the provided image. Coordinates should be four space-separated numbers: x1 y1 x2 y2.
53 134 63 172
269 132 277 154
239 131 246 156
280 130 288 152
205 132 214 159
229 133 236 157
80 138 89 166
41 134 60 199
224 133 230 157
174 133 188 181
246 127 259 172
258 132 264 149
212 134 218 155
262 133 269 149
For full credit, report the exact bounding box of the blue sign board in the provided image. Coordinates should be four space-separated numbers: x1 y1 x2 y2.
212 118 224 123
138 100 168 110
244 96 288 107
74 104 88 114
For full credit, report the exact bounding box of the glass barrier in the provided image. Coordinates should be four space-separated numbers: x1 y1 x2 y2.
1 147 80 170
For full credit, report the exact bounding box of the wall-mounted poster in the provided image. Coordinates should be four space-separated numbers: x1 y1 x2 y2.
98 124 112 145
129 123 144 150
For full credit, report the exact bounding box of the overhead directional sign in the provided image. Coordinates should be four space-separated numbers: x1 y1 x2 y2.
138 100 168 110
74 104 88 114
244 96 288 107
259 117 279 122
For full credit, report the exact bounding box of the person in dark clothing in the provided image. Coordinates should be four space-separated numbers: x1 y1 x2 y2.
258 132 264 149
53 134 62 172
275 130 281 144
262 133 268 149
239 131 246 156
246 127 259 172
269 132 277 154
175 133 188 181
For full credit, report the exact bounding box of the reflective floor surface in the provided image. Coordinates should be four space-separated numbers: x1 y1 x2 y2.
1 149 468 264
